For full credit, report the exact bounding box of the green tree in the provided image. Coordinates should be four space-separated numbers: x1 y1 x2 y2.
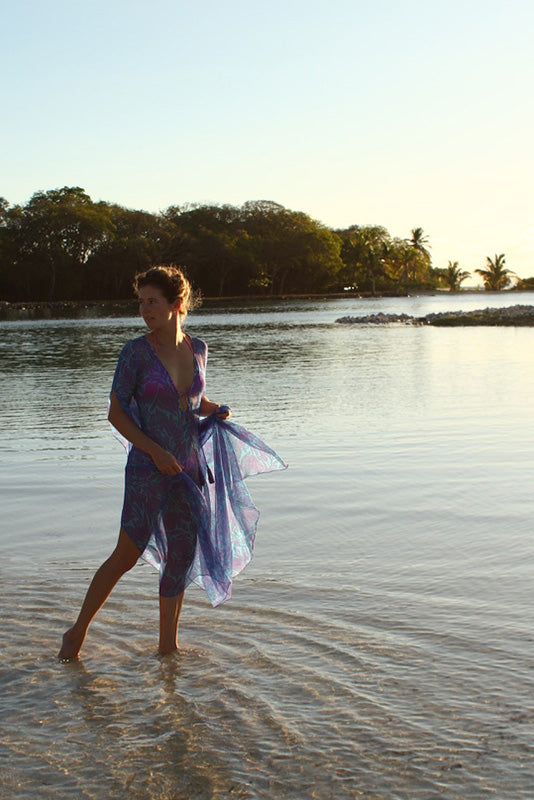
241 201 342 294
401 227 432 291
283 220 342 294
443 261 471 291
165 201 343 296
409 227 430 255
0 198 16 298
475 253 516 290
0 188 459 301
0 197 8 223
516 276 534 290
87 204 169 298
11 187 114 300
338 225 392 295
163 203 250 296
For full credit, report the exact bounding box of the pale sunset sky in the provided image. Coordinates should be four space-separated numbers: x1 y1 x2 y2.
1 0 533 278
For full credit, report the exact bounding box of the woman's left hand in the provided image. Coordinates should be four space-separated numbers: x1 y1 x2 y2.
199 396 231 419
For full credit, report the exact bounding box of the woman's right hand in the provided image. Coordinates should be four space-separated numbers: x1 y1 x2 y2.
150 445 183 475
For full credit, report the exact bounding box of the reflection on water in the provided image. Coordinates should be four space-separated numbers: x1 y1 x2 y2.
1 295 533 799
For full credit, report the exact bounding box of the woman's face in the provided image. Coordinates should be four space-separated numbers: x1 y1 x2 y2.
137 285 180 330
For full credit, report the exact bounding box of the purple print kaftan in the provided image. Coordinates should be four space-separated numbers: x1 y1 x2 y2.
111 335 286 605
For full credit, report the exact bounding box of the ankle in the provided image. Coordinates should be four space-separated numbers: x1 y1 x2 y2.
158 643 178 655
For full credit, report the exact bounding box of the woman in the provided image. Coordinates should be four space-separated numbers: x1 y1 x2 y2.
58 265 285 660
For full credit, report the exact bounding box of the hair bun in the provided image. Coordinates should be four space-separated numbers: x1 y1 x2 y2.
134 265 200 317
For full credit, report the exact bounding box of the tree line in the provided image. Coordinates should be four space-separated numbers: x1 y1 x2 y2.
0 186 526 302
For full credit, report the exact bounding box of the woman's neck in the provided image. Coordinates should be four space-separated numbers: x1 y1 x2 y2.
152 317 184 349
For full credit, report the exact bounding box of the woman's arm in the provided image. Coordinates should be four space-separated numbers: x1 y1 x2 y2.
199 396 231 419
108 391 182 474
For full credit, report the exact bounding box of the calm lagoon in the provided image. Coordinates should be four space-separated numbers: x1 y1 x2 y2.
1 293 533 799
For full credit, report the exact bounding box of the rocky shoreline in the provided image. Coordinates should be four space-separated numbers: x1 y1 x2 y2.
336 305 534 327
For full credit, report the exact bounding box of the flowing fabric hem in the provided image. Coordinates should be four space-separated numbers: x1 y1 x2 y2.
112 409 286 606
185 415 287 605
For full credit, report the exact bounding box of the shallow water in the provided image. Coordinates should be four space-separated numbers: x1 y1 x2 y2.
1 294 533 799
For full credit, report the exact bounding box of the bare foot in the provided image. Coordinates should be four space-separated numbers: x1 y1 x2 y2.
58 627 85 661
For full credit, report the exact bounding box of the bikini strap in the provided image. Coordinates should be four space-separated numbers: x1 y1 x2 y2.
183 333 194 353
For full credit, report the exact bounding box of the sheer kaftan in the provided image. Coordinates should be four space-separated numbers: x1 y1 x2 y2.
111 334 286 604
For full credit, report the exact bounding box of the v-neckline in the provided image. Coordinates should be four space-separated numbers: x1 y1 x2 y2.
143 334 197 397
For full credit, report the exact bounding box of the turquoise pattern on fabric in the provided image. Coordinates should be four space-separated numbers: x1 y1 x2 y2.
111 335 286 604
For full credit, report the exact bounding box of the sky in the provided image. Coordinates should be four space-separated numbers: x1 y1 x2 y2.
1 0 533 279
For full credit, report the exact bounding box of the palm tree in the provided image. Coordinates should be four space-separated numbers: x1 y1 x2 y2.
475 254 516 291
400 227 431 292
339 225 390 295
444 261 470 292
409 227 430 256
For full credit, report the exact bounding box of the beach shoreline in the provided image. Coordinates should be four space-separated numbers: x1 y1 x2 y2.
1 289 532 321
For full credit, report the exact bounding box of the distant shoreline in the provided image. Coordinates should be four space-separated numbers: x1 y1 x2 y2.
0 289 532 321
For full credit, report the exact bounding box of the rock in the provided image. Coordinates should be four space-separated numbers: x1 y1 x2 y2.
335 312 416 325
336 305 534 326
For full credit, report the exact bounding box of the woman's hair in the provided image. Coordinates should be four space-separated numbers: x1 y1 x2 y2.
133 265 199 317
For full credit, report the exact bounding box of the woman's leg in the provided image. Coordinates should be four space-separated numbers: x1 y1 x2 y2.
157 488 197 655
58 528 141 660
158 592 185 654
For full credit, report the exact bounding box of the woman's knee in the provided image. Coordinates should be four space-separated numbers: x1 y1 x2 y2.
109 529 142 572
